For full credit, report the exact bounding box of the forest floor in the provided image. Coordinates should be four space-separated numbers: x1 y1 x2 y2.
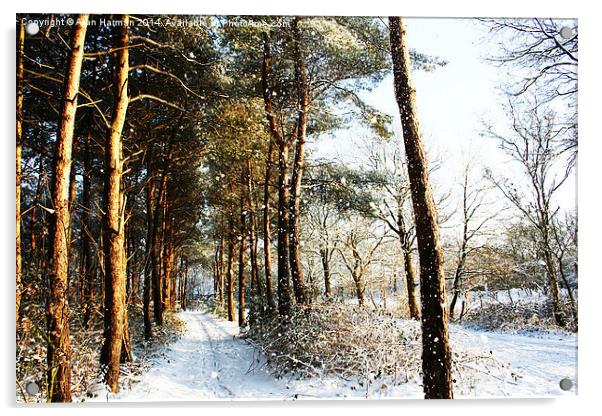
95 310 577 401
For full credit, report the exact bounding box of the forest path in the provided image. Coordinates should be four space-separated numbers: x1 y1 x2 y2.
112 311 287 401
108 310 577 401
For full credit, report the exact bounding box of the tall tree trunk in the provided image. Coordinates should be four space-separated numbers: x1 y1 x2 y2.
213 246 219 301
402 247 420 319
449 244 466 320
288 17 308 306
99 15 130 393
276 139 293 318
542 233 565 327
170 243 178 309
261 33 284 315
215 239 224 305
81 126 95 327
319 247 331 298
246 159 261 298
46 14 88 403
162 211 172 312
218 241 224 305
262 139 276 312
389 17 453 400
182 256 189 311
353 274 364 306
150 144 172 325
226 219 236 322
143 167 154 339
238 192 247 327
30 158 44 262
16 20 24 328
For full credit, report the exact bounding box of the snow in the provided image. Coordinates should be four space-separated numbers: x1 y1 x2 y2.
100 310 576 401
449 325 577 398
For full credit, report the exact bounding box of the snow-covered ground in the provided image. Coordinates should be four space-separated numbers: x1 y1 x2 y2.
97 310 576 401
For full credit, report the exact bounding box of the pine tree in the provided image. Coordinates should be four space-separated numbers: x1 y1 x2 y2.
99 14 130 393
389 16 453 399
46 14 89 402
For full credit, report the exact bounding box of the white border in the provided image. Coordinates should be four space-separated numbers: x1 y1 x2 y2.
2 1 599 415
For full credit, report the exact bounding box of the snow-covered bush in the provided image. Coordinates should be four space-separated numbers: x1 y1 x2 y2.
462 299 577 333
246 303 515 392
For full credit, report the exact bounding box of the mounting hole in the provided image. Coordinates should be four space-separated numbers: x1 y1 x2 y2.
25 381 40 395
25 22 40 36
559 26 574 40
559 377 573 391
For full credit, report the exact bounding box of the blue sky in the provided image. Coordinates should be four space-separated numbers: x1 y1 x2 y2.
308 17 577 228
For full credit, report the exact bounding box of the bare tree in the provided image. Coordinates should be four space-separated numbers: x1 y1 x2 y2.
337 222 384 307
305 205 339 299
449 161 500 319
485 97 573 327
482 18 577 167
367 140 420 319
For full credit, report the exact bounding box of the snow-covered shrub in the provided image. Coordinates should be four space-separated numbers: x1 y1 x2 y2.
462 299 577 333
246 303 514 392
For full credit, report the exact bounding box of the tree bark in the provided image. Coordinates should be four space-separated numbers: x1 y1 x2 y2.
402 247 420 319
143 165 154 339
276 139 293 318
46 14 88 402
16 20 24 328
99 15 130 393
246 159 261 298
182 256 189 311
319 247 331 298
162 211 173 311
542 233 565 327
389 16 453 400
288 17 308 306
226 219 236 322
238 192 247 327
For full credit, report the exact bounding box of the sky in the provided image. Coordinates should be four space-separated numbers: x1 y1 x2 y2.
307 17 577 232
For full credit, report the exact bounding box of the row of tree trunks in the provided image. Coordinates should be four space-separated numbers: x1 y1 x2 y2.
99 14 130 394
150 143 173 325
260 34 277 313
46 14 89 402
261 31 294 318
389 16 453 399
257 20 313 319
